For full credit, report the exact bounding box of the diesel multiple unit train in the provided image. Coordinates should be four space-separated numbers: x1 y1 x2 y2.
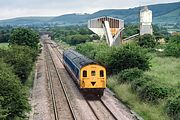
63 49 107 96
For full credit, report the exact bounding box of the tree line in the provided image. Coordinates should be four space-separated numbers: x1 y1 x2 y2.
0 28 40 119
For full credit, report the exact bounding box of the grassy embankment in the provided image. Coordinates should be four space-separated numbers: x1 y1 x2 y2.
108 53 180 120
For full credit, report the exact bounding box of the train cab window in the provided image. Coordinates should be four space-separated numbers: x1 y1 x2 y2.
83 70 87 77
100 70 104 77
91 71 96 76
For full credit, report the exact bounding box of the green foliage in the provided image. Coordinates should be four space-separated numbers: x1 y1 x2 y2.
131 75 153 92
0 45 38 83
137 34 157 48
66 34 91 45
164 35 180 57
139 82 173 102
166 94 180 120
168 35 180 43
153 25 170 40
0 60 30 119
131 75 174 102
117 68 143 83
9 27 39 49
165 42 180 57
0 30 10 43
76 42 99 59
76 43 151 74
123 24 139 38
51 26 98 45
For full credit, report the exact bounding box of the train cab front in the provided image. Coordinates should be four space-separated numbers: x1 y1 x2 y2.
80 64 106 96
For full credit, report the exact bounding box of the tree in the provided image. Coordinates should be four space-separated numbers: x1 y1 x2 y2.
76 43 151 74
9 28 39 49
0 45 37 83
0 60 30 119
164 35 180 57
137 34 157 48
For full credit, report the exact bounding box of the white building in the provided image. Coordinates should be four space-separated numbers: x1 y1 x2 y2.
140 6 153 35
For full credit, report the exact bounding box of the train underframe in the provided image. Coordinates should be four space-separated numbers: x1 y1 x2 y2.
81 88 104 97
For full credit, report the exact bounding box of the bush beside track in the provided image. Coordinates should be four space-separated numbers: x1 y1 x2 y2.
76 42 151 74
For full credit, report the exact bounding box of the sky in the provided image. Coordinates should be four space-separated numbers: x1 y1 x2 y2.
0 0 179 20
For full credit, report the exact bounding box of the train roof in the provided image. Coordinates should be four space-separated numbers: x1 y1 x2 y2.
63 49 97 69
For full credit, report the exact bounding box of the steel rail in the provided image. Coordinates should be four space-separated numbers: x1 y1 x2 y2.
46 42 77 120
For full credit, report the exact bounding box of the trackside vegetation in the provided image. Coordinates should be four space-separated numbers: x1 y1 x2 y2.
0 27 40 119
74 36 179 120
76 43 151 74
0 60 30 119
52 25 179 120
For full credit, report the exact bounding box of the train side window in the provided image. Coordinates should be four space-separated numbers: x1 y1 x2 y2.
91 71 96 76
100 70 104 77
83 70 87 77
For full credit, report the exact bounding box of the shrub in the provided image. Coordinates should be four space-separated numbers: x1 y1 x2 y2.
9 27 39 49
131 75 153 92
117 68 143 83
168 35 180 44
137 34 157 48
76 43 151 74
166 94 180 120
164 35 180 57
0 60 30 119
131 75 174 102
139 82 173 102
66 34 91 45
100 43 150 73
76 42 108 59
164 42 180 58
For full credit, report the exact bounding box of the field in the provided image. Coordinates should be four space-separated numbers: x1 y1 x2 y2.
108 53 180 120
0 43 9 48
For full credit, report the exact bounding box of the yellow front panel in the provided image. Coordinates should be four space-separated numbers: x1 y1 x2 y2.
80 64 106 88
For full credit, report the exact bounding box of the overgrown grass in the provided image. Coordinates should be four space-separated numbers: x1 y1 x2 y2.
108 53 180 120
108 76 169 120
145 53 180 87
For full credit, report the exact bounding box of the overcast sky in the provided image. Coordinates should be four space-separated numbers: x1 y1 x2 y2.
0 0 179 20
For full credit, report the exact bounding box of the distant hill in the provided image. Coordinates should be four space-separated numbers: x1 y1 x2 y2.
0 2 179 26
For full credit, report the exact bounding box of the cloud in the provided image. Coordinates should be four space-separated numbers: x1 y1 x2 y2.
0 0 179 19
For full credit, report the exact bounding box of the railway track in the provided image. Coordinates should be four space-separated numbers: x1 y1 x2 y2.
49 40 119 120
44 40 77 120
